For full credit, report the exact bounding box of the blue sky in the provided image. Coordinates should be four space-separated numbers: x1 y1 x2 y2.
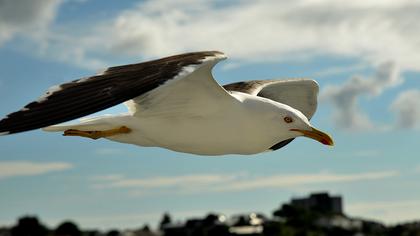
1 0 420 230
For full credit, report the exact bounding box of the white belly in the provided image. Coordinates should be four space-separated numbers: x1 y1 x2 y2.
108 114 275 155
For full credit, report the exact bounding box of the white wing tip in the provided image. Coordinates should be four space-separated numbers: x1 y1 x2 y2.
304 79 320 91
202 51 227 62
0 131 10 136
214 51 227 58
37 84 64 103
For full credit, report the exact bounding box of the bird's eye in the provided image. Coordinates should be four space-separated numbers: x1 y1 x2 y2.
284 116 293 123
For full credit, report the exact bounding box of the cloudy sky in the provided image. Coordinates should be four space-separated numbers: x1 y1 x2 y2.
0 0 420 230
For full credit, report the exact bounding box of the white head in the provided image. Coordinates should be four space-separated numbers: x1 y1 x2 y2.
252 98 334 146
279 103 333 145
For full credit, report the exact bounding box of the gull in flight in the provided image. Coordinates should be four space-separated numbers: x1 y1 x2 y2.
0 51 333 155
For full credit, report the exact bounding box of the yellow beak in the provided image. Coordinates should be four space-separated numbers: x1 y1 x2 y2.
290 127 334 146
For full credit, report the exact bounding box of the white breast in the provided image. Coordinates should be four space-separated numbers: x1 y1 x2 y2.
129 107 275 155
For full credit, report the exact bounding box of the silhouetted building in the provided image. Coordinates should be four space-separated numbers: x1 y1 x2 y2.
163 213 229 236
229 213 266 235
290 192 343 214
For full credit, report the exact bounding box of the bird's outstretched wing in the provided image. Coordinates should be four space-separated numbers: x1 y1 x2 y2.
124 53 233 118
223 79 319 119
223 79 319 150
0 51 229 135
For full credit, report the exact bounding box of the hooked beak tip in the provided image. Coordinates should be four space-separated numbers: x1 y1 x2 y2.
290 127 334 146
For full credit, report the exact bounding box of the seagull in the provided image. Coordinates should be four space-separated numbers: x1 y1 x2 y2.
0 51 333 155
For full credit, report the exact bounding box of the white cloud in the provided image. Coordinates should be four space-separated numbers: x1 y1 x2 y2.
92 0 420 71
321 62 402 131
94 173 237 189
93 148 127 156
0 161 73 180
313 63 368 78
93 170 398 195
4 0 420 72
91 174 124 181
348 199 420 224
0 0 61 45
390 89 420 129
210 171 398 192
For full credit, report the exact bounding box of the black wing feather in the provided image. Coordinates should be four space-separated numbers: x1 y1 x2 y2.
0 51 222 134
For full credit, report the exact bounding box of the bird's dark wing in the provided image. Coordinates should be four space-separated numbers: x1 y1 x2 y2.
0 51 225 135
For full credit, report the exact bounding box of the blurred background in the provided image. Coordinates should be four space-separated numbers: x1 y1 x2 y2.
0 0 419 234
